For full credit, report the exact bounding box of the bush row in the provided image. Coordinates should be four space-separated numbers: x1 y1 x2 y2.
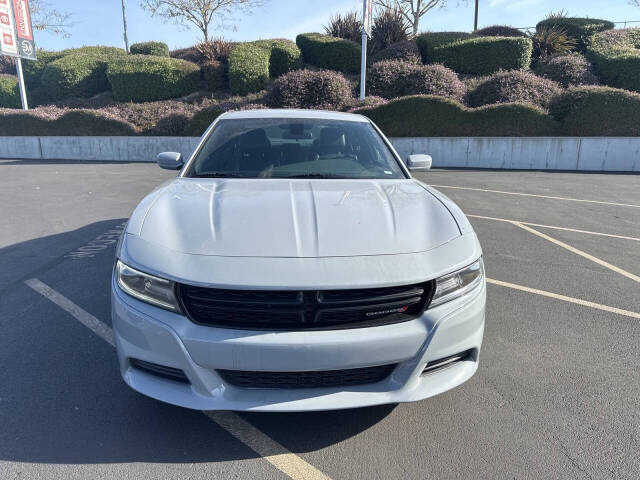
417 33 533 75
267 69 352 110
0 109 137 136
296 33 361 74
228 39 302 95
2 85 638 137
355 86 640 137
586 29 640 93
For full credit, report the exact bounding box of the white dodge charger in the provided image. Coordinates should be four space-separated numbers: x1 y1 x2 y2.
112 109 485 411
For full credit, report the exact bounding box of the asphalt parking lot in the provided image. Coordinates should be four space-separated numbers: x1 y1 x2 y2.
1 159 639 480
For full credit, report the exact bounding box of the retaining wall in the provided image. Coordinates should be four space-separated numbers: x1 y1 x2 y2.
1 136 639 171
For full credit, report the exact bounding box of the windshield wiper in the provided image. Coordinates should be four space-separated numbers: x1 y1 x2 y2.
284 173 347 179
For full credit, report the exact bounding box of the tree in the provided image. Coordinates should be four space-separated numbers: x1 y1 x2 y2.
140 0 265 41
373 0 446 36
29 0 73 37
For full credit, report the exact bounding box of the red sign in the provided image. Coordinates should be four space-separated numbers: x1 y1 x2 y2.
11 0 32 40
0 12 9 25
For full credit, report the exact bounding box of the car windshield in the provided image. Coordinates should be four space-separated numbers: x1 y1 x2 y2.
185 117 407 179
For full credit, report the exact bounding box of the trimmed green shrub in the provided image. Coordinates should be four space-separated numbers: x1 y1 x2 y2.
354 95 560 136
416 32 473 63
418 33 533 75
296 33 360 74
0 109 137 136
536 17 614 52
0 75 20 108
41 54 113 100
22 51 67 105
228 39 302 95
202 60 227 91
467 70 562 109
107 55 201 102
253 39 303 78
534 53 599 87
130 41 170 57
475 26 527 38
267 69 353 110
586 28 640 92
368 60 466 101
370 40 421 64
549 86 640 136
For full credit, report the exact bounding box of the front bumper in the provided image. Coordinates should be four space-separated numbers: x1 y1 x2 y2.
112 277 485 412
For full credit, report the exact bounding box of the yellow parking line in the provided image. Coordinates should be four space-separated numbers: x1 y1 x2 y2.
467 214 640 242
486 278 640 319
430 185 640 208
513 223 640 283
26 278 333 480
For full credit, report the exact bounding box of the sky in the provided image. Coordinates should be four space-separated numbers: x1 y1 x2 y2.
36 0 640 51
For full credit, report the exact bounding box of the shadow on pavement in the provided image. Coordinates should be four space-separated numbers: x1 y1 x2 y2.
0 221 395 465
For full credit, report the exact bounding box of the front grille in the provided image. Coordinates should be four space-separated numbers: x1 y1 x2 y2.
177 281 434 330
218 364 397 389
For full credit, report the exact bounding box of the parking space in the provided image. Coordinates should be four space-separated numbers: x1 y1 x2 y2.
1 160 639 479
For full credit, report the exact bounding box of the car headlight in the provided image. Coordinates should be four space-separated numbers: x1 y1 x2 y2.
116 260 181 312
430 258 484 308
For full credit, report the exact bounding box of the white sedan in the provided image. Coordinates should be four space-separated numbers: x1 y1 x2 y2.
111 109 485 411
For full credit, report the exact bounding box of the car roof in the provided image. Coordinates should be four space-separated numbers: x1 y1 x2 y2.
219 109 369 123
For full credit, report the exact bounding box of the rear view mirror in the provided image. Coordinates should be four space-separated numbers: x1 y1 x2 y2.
157 152 183 170
406 154 432 171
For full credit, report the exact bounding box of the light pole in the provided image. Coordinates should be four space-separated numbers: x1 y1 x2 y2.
473 0 479 32
121 0 130 52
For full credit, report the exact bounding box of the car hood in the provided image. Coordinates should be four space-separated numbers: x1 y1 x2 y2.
127 178 460 258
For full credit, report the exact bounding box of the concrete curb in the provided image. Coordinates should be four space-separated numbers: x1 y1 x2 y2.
1 136 639 171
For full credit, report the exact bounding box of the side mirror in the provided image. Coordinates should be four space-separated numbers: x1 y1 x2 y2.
157 152 183 170
406 154 432 171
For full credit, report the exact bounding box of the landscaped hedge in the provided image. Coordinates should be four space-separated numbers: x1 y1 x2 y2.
549 86 640 136
267 69 352 110
107 55 200 102
0 75 20 108
22 51 67 105
130 41 170 57
367 60 466 101
416 32 473 63
0 109 137 136
228 39 302 95
467 70 562 109
586 29 640 92
536 17 614 52
354 95 560 136
41 54 113 100
417 33 532 75
296 33 360 74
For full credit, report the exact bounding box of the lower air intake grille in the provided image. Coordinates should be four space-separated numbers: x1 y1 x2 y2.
177 281 434 330
218 364 397 389
130 358 190 383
